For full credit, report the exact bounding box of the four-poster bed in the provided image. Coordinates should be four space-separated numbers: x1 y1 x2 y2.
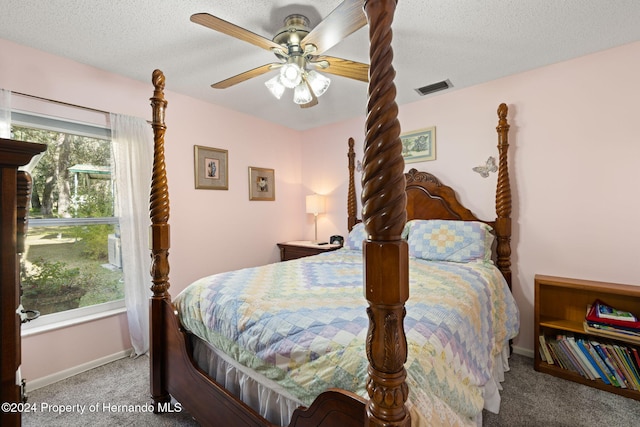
148 1 518 426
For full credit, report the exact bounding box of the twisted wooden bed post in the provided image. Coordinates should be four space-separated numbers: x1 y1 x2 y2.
347 137 359 231
149 69 171 410
494 103 512 288
362 1 410 426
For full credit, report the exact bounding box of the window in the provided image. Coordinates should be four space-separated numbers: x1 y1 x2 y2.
13 115 125 325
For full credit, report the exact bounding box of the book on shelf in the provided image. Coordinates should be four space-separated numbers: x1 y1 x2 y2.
539 331 640 390
586 300 640 330
594 300 637 322
546 336 576 372
606 343 637 390
584 320 640 336
538 335 554 365
627 347 640 384
583 303 640 345
543 334 597 380
555 335 587 378
632 348 640 374
576 339 608 383
592 341 625 388
581 339 614 385
547 339 568 370
615 344 640 390
565 335 598 380
583 321 640 345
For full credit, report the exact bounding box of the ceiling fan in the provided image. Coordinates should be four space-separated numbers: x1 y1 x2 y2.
191 0 369 108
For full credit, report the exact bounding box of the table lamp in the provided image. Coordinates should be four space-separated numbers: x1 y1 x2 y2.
305 194 325 243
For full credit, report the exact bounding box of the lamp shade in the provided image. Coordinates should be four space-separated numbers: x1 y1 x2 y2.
265 75 285 99
306 194 325 215
306 70 331 97
293 83 313 105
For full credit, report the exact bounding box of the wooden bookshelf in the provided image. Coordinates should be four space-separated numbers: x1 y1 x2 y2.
534 274 640 401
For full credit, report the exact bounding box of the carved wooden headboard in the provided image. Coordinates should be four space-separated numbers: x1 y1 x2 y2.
345 103 512 287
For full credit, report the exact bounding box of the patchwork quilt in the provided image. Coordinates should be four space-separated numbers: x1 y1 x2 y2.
174 249 519 426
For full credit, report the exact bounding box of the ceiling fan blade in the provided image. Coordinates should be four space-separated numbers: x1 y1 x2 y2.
300 75 319 109
311 56 369 82
191 13 284 53
301 0 367 55
211 63 281 89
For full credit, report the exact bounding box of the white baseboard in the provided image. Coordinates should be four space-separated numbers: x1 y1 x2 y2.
25 348 133 392
512 345 534 358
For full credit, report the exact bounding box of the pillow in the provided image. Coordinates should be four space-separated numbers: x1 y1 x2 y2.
344 222 368 250
406 219 494 263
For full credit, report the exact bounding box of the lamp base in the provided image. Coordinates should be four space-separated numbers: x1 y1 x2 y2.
313 215 319 243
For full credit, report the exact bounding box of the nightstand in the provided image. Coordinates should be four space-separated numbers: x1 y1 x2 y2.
277 241 341 261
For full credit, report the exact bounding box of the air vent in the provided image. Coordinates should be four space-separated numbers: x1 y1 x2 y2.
414 79 452 96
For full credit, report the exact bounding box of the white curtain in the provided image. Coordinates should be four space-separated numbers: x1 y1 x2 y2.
111 114 154 357
0 89 10 138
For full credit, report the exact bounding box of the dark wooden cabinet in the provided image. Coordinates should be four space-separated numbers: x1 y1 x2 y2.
1 138 47 426
277 241 341 261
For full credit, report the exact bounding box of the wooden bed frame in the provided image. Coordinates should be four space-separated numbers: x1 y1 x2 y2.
148 1 512 426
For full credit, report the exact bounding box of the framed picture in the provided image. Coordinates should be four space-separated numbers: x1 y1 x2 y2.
400 126 436 163
248 167 275 201
194 145 228 190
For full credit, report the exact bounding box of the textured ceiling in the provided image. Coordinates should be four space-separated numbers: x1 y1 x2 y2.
2 1 640 130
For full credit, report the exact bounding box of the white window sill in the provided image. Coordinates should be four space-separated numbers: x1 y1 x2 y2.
21 301 126 337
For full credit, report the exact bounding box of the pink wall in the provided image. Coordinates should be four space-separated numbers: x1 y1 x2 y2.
21 315 131 381
3 36 640 382
302 40 640 355
1 38 305 381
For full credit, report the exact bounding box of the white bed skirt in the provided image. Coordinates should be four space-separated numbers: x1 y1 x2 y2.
190 335 511 426
191 335 302 425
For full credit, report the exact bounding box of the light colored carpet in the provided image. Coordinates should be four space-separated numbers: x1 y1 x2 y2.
22 353 640 426
483 353 640 426
23 355 198 427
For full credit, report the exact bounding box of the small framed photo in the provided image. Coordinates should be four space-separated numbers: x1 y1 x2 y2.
194 145 228 190
401 126 436 163
248 167 275 201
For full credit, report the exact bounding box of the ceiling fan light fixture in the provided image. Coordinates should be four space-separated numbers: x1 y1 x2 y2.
293 83 313 105
280 63 302 88
306 70 331 97
265 75 285 99
193 9 370 109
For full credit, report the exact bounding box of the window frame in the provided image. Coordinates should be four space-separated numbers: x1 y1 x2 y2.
13 110 127 332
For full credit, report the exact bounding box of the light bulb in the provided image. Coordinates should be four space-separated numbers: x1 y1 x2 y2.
280 63 302 88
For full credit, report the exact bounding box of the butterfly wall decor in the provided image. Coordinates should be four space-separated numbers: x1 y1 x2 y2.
473 157 497 178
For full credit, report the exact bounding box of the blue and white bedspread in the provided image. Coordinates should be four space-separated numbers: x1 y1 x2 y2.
174 248 519 426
